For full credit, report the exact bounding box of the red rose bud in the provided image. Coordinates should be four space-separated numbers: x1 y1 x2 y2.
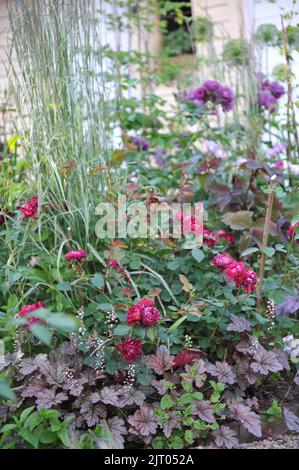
116 337 142 363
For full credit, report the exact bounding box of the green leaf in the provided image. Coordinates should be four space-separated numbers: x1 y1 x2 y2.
222 211 253 230
184 429 194 445
56 282 72 292
262 246 275 257
0 380 16 401
114 324 130 336
30 324 52 346
161 395 174 410
91 273 105 289
182 381 192 393
241 247 260 257
46 313 78 333
18 429 39 449
20 406 35 424
191 248 205 263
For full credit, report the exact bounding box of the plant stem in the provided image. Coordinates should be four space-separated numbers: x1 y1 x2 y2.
257 175 277 307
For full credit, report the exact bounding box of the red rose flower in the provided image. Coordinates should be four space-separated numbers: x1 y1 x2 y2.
224 261 245 286
218 229 234 244
116 337 142 363
18 301 45 326
126 298 160 327
127 306 143 325
242 269 258 294
212 253 234 268
141 306 160 326
18 195 44 221
108 259 119 269
65 249 87 262
203 228 219 248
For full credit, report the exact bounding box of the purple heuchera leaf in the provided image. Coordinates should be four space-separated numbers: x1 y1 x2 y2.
128 404 157 437
163 411 182 438
272 348 290 371
35 388 68 409
21 378 47 398
80 401 107 427
208 361 236 384
118 387 146 407
275 295 299 317
192 400 215 423
250 348 284 375
294 371 299 386
39 361 67 386
236 359 258 386
18 358 39 376
98 386 121 406
227 314 252 333
100 417 128 449
229 403 262 437
283 407 299 432
147 345 174 375
212 425 239 449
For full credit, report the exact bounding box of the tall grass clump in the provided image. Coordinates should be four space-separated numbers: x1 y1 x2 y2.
8 0 120 250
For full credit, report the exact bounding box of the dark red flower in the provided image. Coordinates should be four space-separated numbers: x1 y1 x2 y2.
116 337 142 363
18 195 44 221
127 306 143 325
224 261 245 286
65 249 87 262
18 301 45 326
287 222 299 242
242 269 258 294
141 306 161 326
108 259 119 269
218 229 234 244
212 253 235 268
203 228 219 248
126 298 160 327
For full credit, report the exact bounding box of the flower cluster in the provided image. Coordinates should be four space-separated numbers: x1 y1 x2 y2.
18 301 45 326
176 211 202 236
127 299 160 327
258 76 285 113
116 337 143 363
203 228 219 248
212 254 258 294
132 136 149 152
18 195 44 221
218 229 234 244
185 80 234 113
65 249 87 262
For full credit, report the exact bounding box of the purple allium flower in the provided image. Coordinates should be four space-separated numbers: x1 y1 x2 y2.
132 136 149 152
184 80 234 113
258 75 285 112
258 90 278 113
205 140 227 159
269 81 285 99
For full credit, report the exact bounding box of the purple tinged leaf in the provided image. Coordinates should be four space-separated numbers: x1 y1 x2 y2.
163 411 181 438
100 417 128 449
272 348 290 371
39 361 67 386
35 388 68 409
227 314 252 333
80 401 107 427
152 379 169 395
98 386 121 406
250 348 284 375
21 379 47 398
192 400 215 423
294 371 299 386
147 345 175 375
118 387 146 407
18 358 38 376
236 359 258 385
208 361 236 384
212 425 239 449
276 295 299 317
283 407 299 432
229 403 262 437
128 405 157 437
